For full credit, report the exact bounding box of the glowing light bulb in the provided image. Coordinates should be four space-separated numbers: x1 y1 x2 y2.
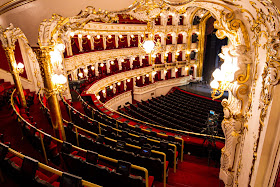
58 74 67 84
127 79 131 83
175 68 178 72
108 35 112 39
164 70 167 74
84 69 88 74
52 74 59 84
100 63 104 67
131 34 134 38
70 32 74 37
78 34 82 38
142 40 155 53
78 72 83 78
210 80 219 89
119 35 123 38
56 43 65 51
185 66 189 71
132 57 135 60
102 90 106 93
17 62 24 69
91 66 95 70
110 61 114 65
141 34 144 38
146 74 149 77
117 82 121 86
96 35 100 39
96 95 100 100
137 76 140 80
87 35 91 39
110 85 113 89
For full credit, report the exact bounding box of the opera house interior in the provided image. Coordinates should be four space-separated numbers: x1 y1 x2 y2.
0 0 280 186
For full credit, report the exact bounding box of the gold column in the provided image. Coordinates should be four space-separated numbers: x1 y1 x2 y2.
4 47 27 108
197 12 211 77
35 47 66 141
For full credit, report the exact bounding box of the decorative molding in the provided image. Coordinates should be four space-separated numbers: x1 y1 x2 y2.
0 0 36 15
86 66 153 95
104 90 132 109
64 47 146 72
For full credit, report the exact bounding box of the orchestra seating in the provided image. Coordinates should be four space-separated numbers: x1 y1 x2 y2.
121 88 224 137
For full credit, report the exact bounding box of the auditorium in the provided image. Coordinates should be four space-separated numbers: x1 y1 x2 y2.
0 0 280 186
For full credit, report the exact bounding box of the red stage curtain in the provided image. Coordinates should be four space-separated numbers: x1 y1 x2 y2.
177 34 183 44
118 35 128 48
166 34 172 45
14 41 28 79
130 35 138 47
94 36 104 51
71 37 80 55
167 15 172 25
106 35 116 49
179 16 184 25
0 41 10 73
155 17 161 25
82 37 91 52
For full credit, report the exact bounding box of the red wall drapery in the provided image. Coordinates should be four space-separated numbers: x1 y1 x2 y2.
14 41 28 79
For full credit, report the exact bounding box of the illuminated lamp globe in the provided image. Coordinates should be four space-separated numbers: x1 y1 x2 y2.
70 32 75 37
17 62 24 69
110 61 114 65
52 74 60 84
102 90 106 93
78 34 82 38
58 74 67 84
175 68 178 72
84 69 88 74
127 79 131 82
56 43 65 51
96 95 100 100
108 35 112 39
210 80 219 89
117 82 121 86
131 34 134 38
96 35 100 39
100 63 104 67
87 35 91 39
78 72 83 78
91 66 95 70
110 85 113 89
212 69 224 81
137 76 140 80
146 74 149 77
185 66 189 71
142 40 155 53
119 35 123 38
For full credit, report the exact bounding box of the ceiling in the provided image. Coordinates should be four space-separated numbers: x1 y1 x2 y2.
0 0 279 46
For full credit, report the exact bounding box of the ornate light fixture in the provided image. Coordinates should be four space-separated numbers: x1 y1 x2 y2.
139 21 161 65
210 47 238 100
16 62 24 74
51 74 67 93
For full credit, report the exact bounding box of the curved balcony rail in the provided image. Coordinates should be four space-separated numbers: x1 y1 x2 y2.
11 89 151 187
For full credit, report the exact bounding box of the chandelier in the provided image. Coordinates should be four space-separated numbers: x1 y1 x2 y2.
139 21 161 65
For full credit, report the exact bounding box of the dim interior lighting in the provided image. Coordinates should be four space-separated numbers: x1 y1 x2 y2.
87 35 91 39
96 95 100 100
78 72 83 78
78 34 82 38
117 82 121 86
96 35 100 39
91 66 95 70
70 32 75 37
